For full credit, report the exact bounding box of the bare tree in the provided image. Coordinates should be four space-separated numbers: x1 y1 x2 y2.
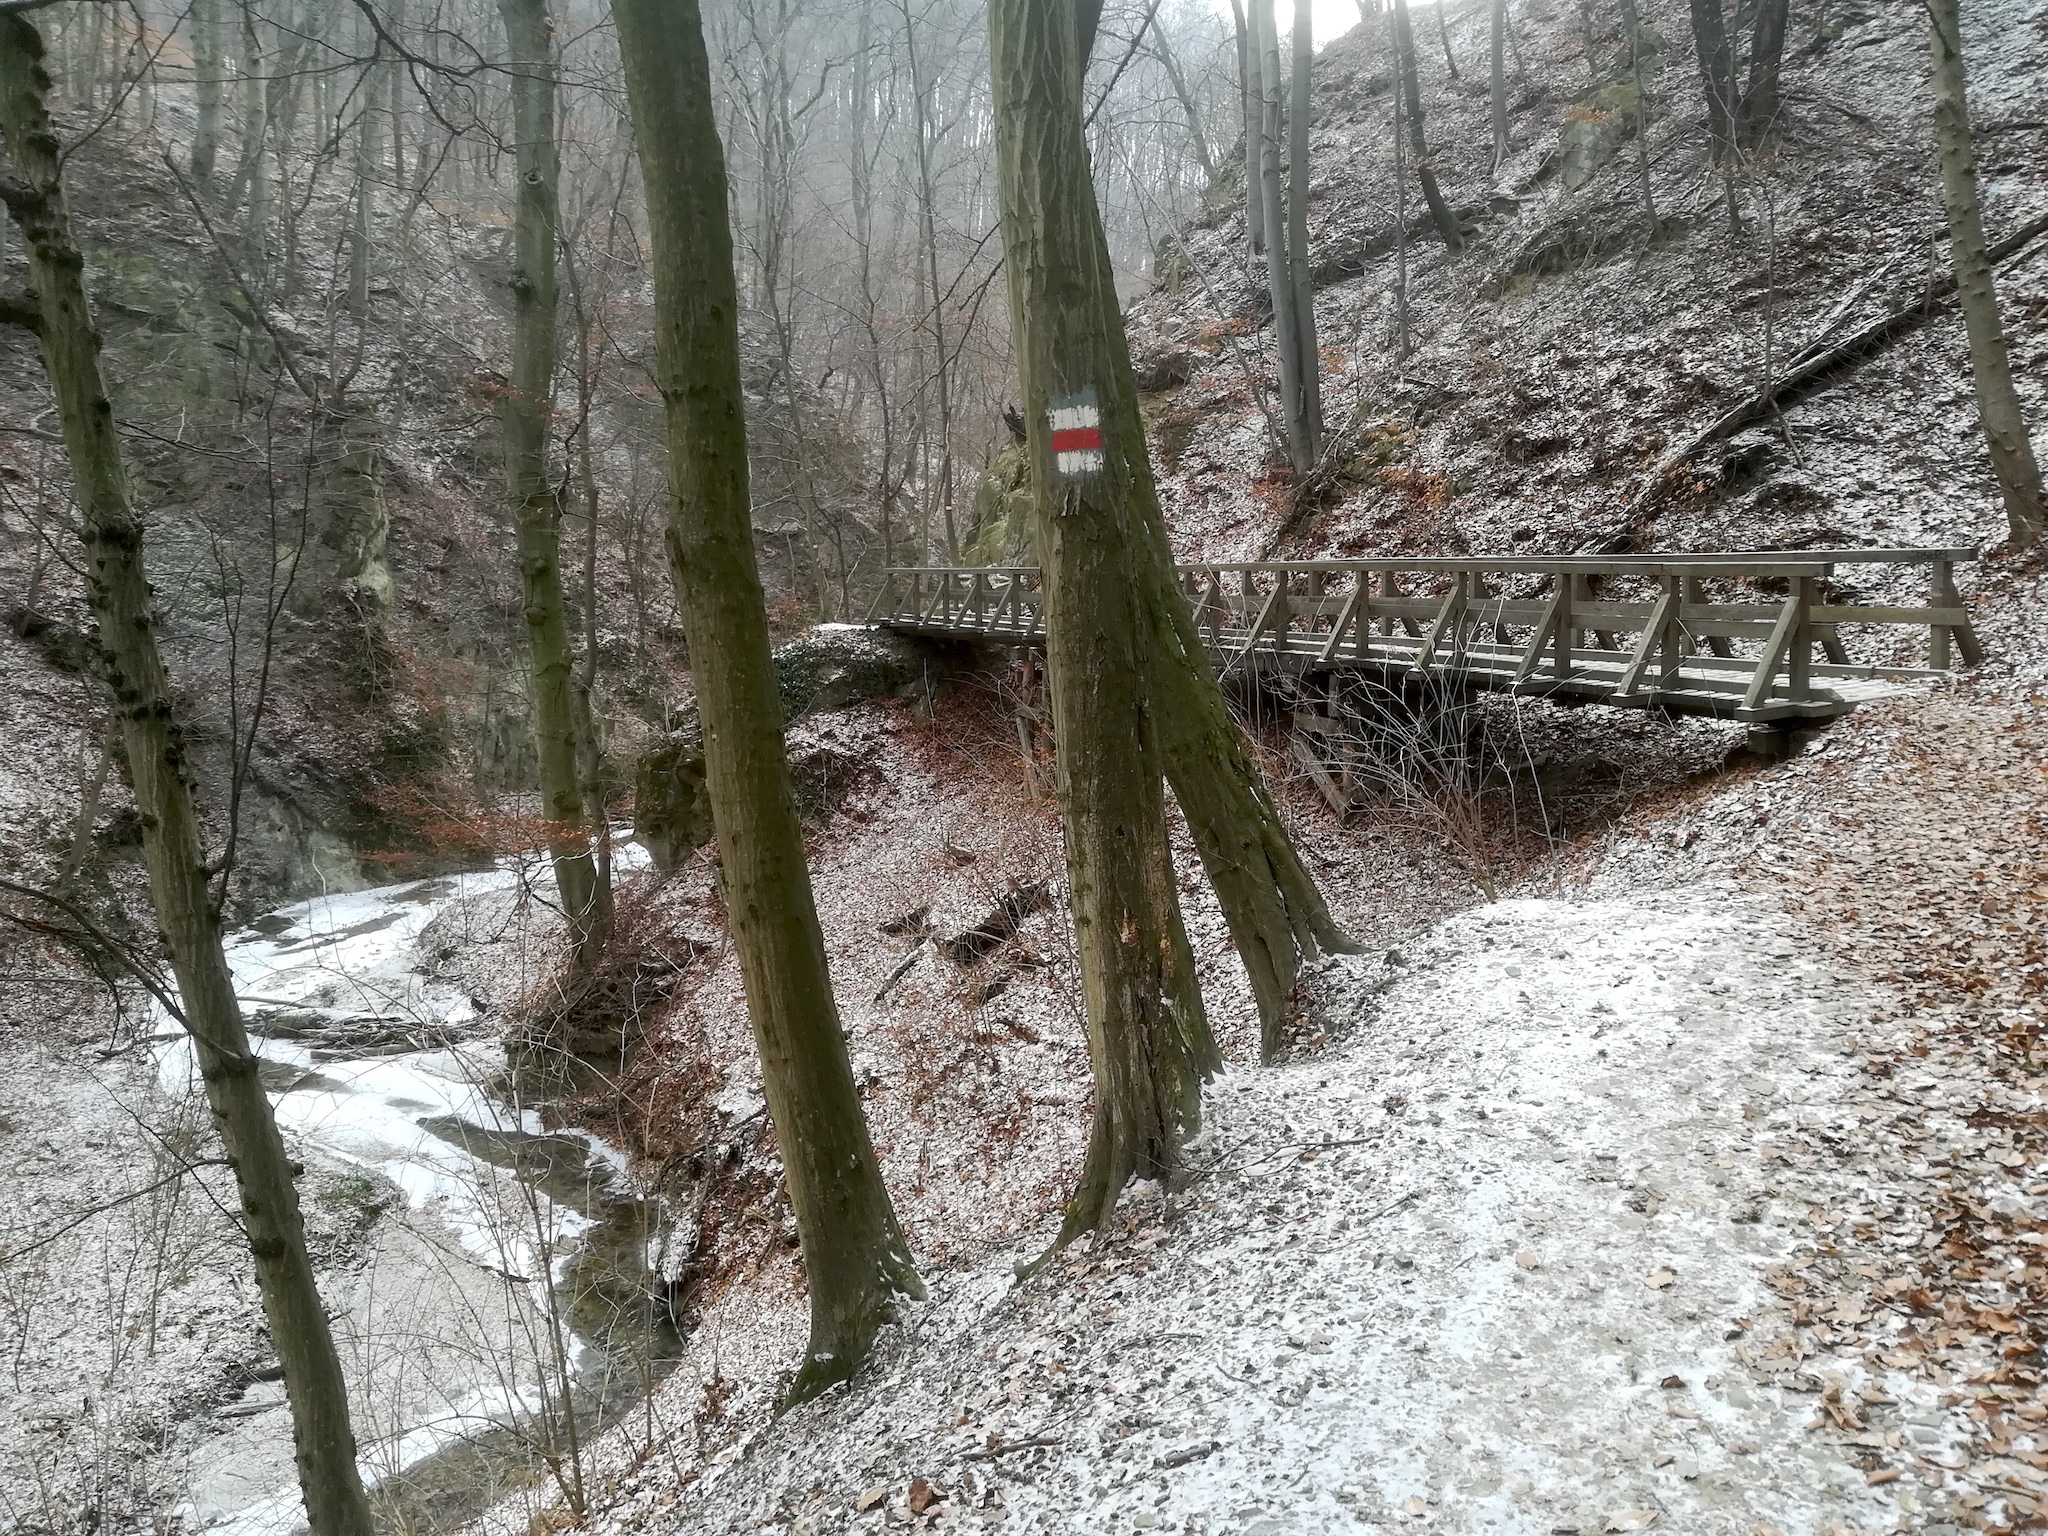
1923 0 2043 546
1391 0 1463 249
613 0 923 1401
499 0 611 975
989 0 1217 1249
0 18 375 1536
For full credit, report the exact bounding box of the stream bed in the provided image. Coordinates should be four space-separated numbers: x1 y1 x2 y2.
153 854 680 1536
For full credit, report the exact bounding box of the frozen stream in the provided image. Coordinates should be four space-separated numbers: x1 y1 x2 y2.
153 852 679 1536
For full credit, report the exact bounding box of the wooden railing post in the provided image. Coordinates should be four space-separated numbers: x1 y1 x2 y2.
1788 573 1814 701
1658 573 1683 686
1557 574 1579 677
1926 558 1983 669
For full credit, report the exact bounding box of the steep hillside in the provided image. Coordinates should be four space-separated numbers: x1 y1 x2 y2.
1128 0 2047 595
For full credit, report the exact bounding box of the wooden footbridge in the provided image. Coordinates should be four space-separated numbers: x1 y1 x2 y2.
869 549 1980 724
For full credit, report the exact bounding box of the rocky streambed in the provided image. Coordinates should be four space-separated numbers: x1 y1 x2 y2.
151 854 680 1536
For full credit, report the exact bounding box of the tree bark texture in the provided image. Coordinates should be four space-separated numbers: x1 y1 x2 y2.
1924 0 2043 546
1253 0 1310 471
988 0 1218 1246
1618 0 1660 231
1489 0 1507 170
1288 0 1321 453
1392 0 1463 249
612 0 921 1399
1687 0 1737 162
191 0 222 181
499 0 610 968
1737 0 1787 145
0 20 374 1536
1230 0 1263 254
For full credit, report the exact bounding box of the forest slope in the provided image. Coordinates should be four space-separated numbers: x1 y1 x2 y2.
1126 0 2047 592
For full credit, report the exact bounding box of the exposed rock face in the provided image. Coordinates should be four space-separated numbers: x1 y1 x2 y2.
962 441 1035 566
633 625 945 870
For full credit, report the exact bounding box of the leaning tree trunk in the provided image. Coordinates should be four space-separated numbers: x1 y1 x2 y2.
1924 0 2043 546
612 0 921 1400
1253 0 1310 470
0 20 374 1536
1392 0 1464 249
499 0 610 971
1288 0 1321 457
991 0 1218 1249
1021 0 1354 1071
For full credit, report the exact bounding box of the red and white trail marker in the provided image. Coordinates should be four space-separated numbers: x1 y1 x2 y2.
1048 390 1104 478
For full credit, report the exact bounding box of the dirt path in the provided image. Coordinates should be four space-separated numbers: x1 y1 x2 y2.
583 889 1952 1535
1575 664 2048 1535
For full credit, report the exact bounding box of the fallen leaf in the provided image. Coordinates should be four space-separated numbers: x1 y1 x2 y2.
1645 1267 1677 1289
1658 1375 1685 1389
1607 1511 1658 1532
1829 1293 1870 1325
908 1478 940 1515
856 1487 888 1513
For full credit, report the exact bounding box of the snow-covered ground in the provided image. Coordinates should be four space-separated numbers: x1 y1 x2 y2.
0 850 671 1536
585 887 1978 1535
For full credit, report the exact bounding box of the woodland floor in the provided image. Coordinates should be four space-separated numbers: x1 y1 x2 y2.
544 569 2048 1536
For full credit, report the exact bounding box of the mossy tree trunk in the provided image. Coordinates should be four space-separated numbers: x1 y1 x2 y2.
1924 0 2043 547
613 0 921 1402
0 20 373 1536
991 0 1222 1251
499 0 610 968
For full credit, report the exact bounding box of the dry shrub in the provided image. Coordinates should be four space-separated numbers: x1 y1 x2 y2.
512 870 717 1066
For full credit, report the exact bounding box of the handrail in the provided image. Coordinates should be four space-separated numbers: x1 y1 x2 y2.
867 549 1981 722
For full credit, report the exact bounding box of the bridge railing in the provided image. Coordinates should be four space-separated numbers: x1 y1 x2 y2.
867 549 1980 721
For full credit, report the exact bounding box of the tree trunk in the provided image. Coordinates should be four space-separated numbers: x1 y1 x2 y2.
1392 0 1464 249
1687 0 1737 162
900 3 959 562
499 0 610 971
1434 0 1460 78
1393 54 1412 355
192 0 222 181
1288 0 1321 457
1924 0 2044 546
1489 0 1507 170
1148 29 1217 183
1618 0 1660 232
612 0 921 1399
1254 0 1309 471
1230 0 1263 254
1738 0 1788 145
0 21 374 1536
990 0 1217 1250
